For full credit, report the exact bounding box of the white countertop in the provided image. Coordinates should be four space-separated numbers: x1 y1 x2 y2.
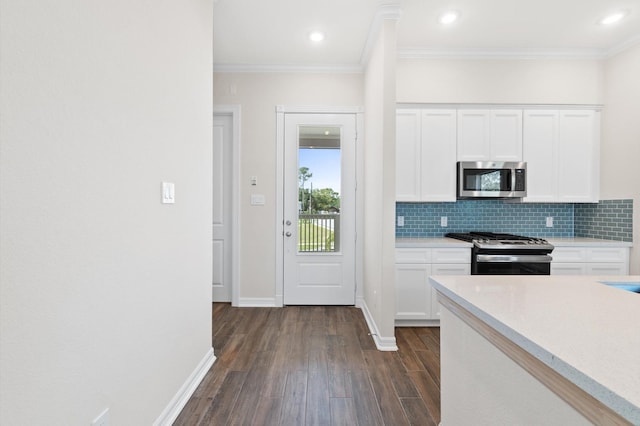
396 236 631 248
547 237 633 248
396 237 472 248
429 275 640 424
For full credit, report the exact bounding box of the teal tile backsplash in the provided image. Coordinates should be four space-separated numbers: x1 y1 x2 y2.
396 199 633 242
575 199 633 242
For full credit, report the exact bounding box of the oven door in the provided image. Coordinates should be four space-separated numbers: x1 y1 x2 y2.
473 254 552 275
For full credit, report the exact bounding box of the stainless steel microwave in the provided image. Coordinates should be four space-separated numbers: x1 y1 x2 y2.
457 161 527 199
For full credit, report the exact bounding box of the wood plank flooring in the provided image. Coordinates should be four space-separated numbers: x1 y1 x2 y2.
174 304 441 426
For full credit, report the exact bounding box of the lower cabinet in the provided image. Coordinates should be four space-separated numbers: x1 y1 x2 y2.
395 248 470 326
551 246 630 276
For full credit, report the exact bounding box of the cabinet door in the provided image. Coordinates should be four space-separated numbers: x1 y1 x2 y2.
395 264 431 320
490 110 523 161
421 110 457 201
523 110 558 202
557 111 600 202
430 263 470 320
457 110 491 161
396 110 422 201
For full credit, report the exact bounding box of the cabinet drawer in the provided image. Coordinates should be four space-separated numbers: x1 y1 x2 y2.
586 263 627 275
587 247 628 263
396 248 431 263
551 263 587 275
432 263 471 275
431 248 470 263
551 247 587 262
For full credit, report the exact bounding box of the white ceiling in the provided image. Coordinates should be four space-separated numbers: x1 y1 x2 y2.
213 0 640 70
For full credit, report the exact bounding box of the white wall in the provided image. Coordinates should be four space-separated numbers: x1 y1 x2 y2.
212 72 363 302
602 44 640 274
363 18 398 345
397 57 603 104
0 1 213 424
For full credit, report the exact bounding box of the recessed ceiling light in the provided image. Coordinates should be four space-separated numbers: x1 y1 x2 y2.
600 11 628 25
309 31 325 42
439 11 459 25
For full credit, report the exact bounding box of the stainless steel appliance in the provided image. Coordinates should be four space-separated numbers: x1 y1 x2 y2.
457 161 527 199
446 232 554 275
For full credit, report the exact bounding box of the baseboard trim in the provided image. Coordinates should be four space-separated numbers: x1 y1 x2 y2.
154 347 216 426
358 300 398 351
395 319 441 327
238 297 278 307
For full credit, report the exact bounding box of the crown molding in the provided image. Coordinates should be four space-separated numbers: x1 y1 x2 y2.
360 3 403 66
213 63 363 74
606 34 640 58
397 102 604 111
397 47 606 60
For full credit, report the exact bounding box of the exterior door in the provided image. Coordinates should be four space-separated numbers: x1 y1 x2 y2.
212 114 232 302
283 113 356 305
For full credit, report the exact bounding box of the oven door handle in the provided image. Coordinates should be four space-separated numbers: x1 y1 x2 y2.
476 254 553 263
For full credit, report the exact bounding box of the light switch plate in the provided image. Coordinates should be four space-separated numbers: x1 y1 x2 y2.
440 216 448 227
162 182 175 204
546 217 554 227
397 216 404 227
250 194 265 206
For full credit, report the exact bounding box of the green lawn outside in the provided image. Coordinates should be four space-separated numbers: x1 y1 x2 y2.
298 219 334 252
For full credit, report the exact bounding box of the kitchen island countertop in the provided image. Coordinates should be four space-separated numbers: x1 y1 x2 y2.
430 274 640 424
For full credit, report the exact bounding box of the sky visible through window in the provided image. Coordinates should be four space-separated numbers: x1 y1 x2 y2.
299 148 341 193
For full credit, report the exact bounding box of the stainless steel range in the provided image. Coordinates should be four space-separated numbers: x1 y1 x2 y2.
446 232 554 275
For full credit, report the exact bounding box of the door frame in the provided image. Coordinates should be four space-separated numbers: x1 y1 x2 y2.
213 105 241 307
275 105 364 307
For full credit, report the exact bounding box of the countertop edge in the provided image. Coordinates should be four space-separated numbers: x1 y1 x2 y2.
396 237 631 248
395 238 472 248
429 276 640 424
547 238 633 248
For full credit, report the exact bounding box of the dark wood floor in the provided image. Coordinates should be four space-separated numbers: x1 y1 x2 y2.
174 304 441 425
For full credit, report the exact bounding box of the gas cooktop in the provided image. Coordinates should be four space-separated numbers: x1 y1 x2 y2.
446 232 554 251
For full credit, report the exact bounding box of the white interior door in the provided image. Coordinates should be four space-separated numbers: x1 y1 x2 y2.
283 113 356 305
212 114 232 302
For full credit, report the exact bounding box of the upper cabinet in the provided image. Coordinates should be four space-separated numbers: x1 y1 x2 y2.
523 109 600 203
396 109 457 202
397 105 600 203
396 110 422 201
457 109 523 162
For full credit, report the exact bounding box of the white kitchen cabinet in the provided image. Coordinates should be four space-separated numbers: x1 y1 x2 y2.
430 263 471 320
522 110 558 202
396 109 457 201
551 246 629 276
395 247 470 325
557 111 600 202
396 110 422 201
457 109 523 162
523 109 600 203
396 263 431 321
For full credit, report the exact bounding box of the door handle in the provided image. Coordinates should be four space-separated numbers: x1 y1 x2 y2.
285 231 292 237
285 220 292 226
